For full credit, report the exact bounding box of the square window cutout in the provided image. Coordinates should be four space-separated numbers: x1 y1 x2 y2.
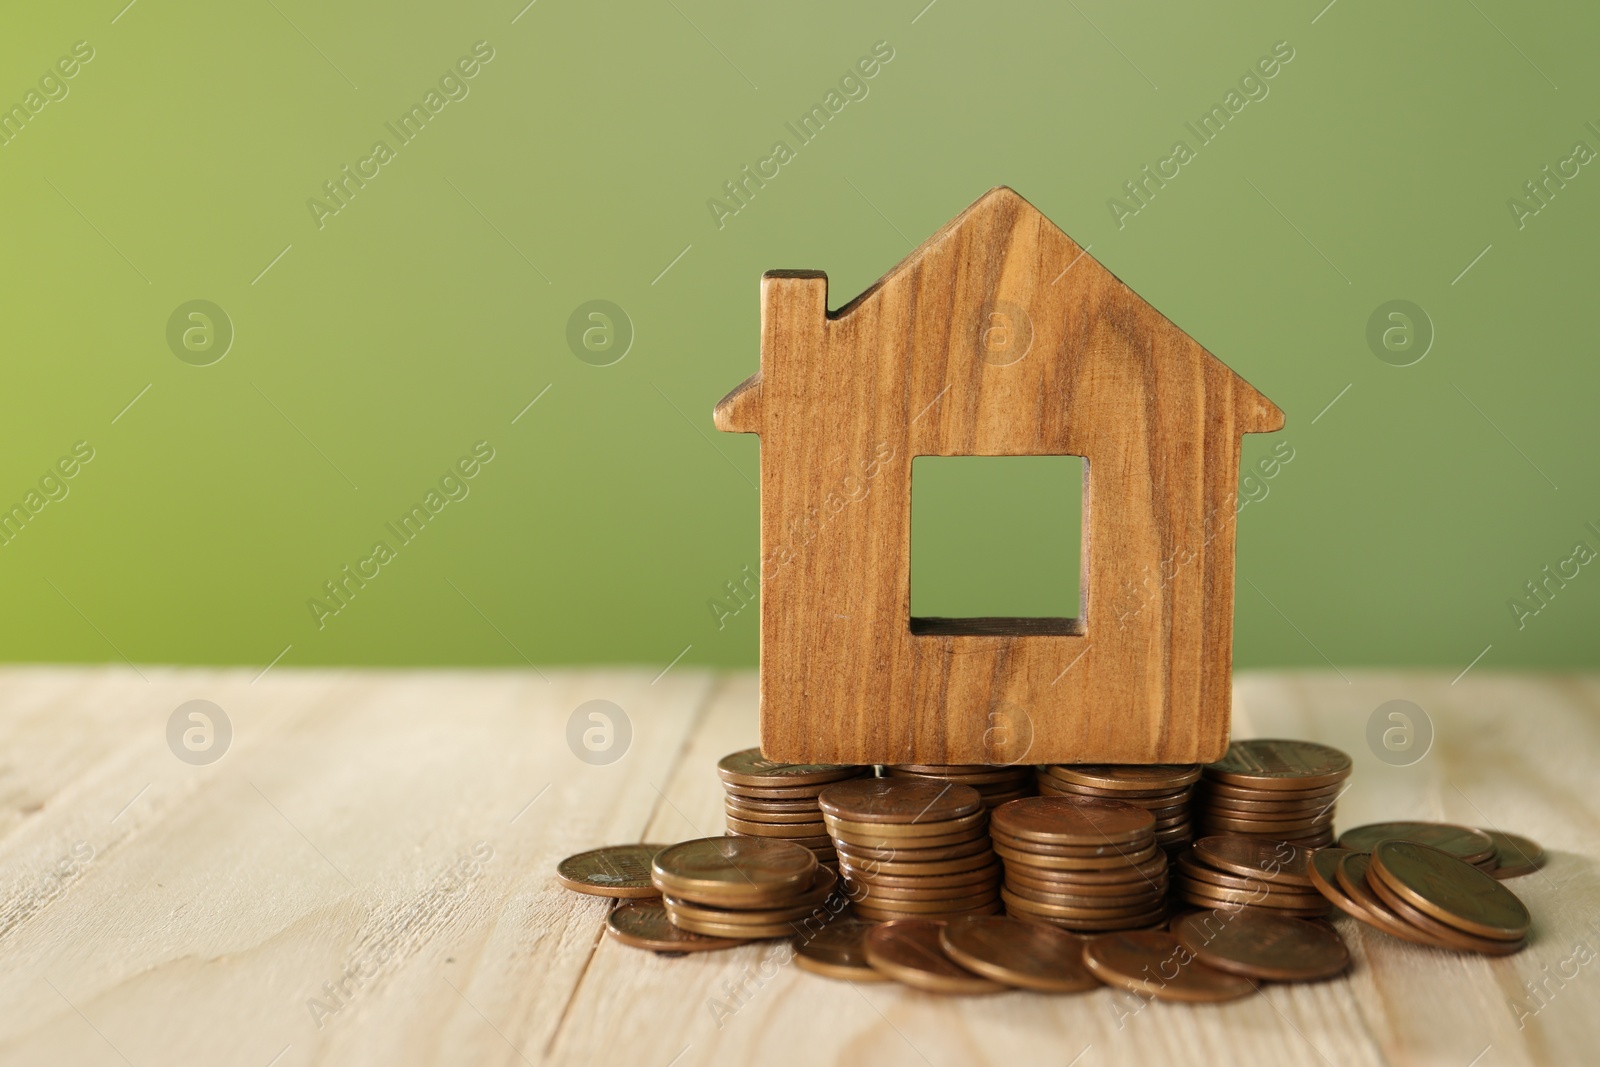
909 455 1086 637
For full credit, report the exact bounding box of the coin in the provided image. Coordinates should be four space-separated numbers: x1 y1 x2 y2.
1082 930 1257 1002
1172 909 1349 981
1369 840 1531 940
853 899 1003 922
723 782 836 800
1001 891 1165 922
992 840 1159 870
1330 852 1448 948
862 920 1006 993
990 829 1156 858
839 860 1003 890
1045 765 1201 790
1175 858 1326 899
825 810 989 839
992 797 1154 845
1360 868 1528 956
1205 739 1352 791
839 849 998 877
833 834 994 863
1190 836 1316 886
1199 780 1345 802
725 816 831 839
888 766 1025 785
819 778 983 823
717 748 862 787
606 901 745 952
1005 851 1169 885
1484 830 1545 879
652 837 817 906
556 844 668 898
1337 823 1496 865
939 916 1101 993
724 801 831 824
793 918 888 981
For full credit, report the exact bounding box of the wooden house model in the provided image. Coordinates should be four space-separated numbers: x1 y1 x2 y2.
714 187 1283 765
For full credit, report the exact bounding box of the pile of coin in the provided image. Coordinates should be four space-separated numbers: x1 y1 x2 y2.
717 748 866 871
1175 835 1331 917
818 778 1002 922
885 764 1035 808
990 796 1168 932
1038 764 1201 852
1336 821 1497 871
650 836 840 939
1310 839 1530 955
1194 739 1351 848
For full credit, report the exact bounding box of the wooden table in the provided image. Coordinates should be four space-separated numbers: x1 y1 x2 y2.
1 667 1596 1067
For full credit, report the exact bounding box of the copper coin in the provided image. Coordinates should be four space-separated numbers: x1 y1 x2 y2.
1485 830 1545 879
1000 889 1162 919
1369 840 1531 940
1043 765 1202 791
664 891 833 925
1330 853 1447 947
1336 822 1496 864
1039 781 1192 805
725 814 830 837
667 865 838 917
1174 858 1326 900
993 840 1159 870
992 797 1155 845
652 837 817 905
1003 881 1163 909
1005 867 1168 896
840 860 1003 889
792 918 887 981
724 782 836 800
1199 813 1332 834
1361 869 1528 956
1003 850 1170 885
1171 909 1349 981
834 834 993 863
849 879 1001 903
667 912 807 939
1205 739 1352 791
1082 930 1257 1002
851 888 1000 913
556 844 668 898
818 778 983 824
1197 793 1332 814
854 900 1003 922
724 800 829 824
991 829 1155 859
824 809 988 839
888 766 1026 785
864 920 1012 991
606 901 744 952
717 748 862 787
939 916 1101 993
1190 836 1316 886
839 849 998 877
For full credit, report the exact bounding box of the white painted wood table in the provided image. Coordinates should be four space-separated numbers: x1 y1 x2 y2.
1 667 1596 1067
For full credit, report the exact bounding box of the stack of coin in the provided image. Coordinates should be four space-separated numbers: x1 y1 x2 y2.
1336 822 1497 872
651 836 840 939
1174 835 1331 917
818 778 1002 922
1194 739 1352 848
717 748 866 871
1037 764 1201 851
885 764 1035 808
990 796 1168 932
1309 840 1530 955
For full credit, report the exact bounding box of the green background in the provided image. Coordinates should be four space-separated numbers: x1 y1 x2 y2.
1 0 1595 675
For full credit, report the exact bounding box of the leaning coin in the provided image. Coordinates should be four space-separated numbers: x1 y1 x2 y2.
793 918 888 982
1171 909 1349 981
557 844 669 898
863 920 1005 994
1484 830 1545 880
1369 840 1531 941
1336 823 1496 865
606 902 744 952
1082 930 1257 1002
939 916 1100 993
1332 853 1449 949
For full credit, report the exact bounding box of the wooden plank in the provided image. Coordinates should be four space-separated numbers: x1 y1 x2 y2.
717 187 1286 766
0 666 715 1067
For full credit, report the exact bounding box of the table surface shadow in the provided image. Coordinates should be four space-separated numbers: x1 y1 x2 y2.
0 666 1596 1067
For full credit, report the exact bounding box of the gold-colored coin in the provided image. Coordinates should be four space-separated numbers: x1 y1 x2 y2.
724 815 829 838
1204 739 1352 791
1484 830 1545 880
862 919 1006 993
818 778 983 823
1335 822 1496 865
1082 930 1257 1002
717 748 863 787
824 809 988 838
556 844 669 898
992 796 1154 845
651 836 817 906
1369 840 1530 940
792 918 887 981
1171 909 1349 981
606 901 744 952
939 916 1101 993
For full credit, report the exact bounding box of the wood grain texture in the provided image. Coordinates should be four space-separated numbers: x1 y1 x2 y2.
0 667 1597 1067
715 187 1284 765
